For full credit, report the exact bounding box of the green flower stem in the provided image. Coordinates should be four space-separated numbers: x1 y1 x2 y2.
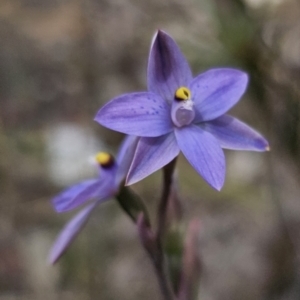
155 158 178 300
117 160 178 300
137 213 176 300
157 158 178 240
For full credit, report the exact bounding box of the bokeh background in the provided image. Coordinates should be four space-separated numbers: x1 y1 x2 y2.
1 0 300 299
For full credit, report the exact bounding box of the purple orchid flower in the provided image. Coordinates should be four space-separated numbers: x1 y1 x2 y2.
49 136 138 264
95 30 269 191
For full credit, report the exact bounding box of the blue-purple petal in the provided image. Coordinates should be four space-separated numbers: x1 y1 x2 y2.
203 115 269 151
190 68 248 122
48 203 97 264
52 177 112 213
175 125 225 191
148 30 193 103
115 135 139 187
95 92 173 137
126 132 180 185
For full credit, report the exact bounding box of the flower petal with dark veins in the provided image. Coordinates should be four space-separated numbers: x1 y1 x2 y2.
95 92 173 137
48 203 97 264
190 69 248 122
115 135 139 187
148 30 193 103
52 178 111 213
175 124 225 191
203 115 269 151
126 132 179 185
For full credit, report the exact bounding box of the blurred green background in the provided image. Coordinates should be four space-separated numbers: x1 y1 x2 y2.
1 0 300 299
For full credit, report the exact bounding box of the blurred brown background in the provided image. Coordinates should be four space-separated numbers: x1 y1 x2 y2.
1 0 300 299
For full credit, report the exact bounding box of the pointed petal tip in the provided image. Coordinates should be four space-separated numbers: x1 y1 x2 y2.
93 115 99 123
151 30 165 49
201 169 225 192
94 109 104 126
51 197 66 214
215 184 223 192
242 72 249 87
229 68 248 81
47 241 65 265
125 174 139 186
52 206 61 214
259 135 270 152
125 165 141 186
208 177 224 191
255 137 270 152
47 253 58 266
231 69 249 89
154 30 175 45
152 29 169 47
212 183 222 192
155 29 166 35
126 162 147 185
241 70 249 80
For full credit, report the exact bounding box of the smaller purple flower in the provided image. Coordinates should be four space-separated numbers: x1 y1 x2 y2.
95 30 269 190
49 136 138 264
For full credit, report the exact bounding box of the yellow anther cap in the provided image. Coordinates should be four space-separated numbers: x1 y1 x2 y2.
95 152 114 168
174 87 191 101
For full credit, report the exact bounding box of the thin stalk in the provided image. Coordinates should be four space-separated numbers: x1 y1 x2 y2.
155 158 178 300
157 158 177 240
137 159 178 300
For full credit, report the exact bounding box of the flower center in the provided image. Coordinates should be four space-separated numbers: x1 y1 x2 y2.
171 87 195 127
95 152 115 168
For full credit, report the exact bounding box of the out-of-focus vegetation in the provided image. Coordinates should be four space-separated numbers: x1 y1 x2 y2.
0 0 300 299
